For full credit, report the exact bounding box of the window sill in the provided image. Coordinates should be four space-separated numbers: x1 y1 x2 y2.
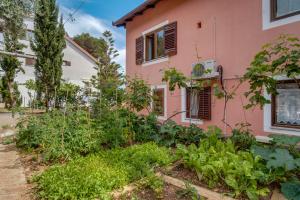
142 57 169 67
157 116 167 121
181 118 203 125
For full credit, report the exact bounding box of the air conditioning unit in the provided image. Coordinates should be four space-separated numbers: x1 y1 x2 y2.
192 59 219 79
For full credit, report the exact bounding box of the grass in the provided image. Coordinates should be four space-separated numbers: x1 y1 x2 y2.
34 143 174 200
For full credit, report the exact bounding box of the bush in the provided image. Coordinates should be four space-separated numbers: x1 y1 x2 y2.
34 143 174 200
16 109 103 162
230 125 257 150
177 132 270 200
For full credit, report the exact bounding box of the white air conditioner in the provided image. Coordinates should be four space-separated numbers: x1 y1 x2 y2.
192 59 219 79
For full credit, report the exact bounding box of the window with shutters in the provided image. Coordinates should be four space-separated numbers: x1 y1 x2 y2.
153 88 165 116
145 28 166 62
271 0 300 21
151 85 167 119
136 21 177 65
184 87 211 121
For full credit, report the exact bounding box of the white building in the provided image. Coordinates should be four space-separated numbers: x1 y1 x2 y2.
0 18 98 106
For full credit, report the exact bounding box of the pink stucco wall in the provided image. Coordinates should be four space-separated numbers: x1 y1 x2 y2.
125 0 300 136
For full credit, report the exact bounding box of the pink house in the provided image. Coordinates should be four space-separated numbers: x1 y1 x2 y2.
114 0 300 139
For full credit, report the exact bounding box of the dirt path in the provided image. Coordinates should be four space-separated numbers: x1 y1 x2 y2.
0 144 29 200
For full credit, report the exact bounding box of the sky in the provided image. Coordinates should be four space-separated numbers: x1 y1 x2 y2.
57 0 145 67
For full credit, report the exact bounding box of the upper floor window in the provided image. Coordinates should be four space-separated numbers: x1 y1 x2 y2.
136 21 177 65
145 29 165 61
271 80 300 129
271 0 300 21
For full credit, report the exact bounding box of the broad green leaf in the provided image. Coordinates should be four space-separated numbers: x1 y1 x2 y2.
281 181 300 200
267 149 296 170
270 134 300 146
250 145 272 160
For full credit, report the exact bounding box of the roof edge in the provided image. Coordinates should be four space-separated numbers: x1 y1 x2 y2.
64 35 98 64
113 0 162 28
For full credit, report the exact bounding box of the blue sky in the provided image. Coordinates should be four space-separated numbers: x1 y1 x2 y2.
57 0 145 66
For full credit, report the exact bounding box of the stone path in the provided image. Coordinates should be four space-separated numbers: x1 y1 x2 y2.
0 144 28 200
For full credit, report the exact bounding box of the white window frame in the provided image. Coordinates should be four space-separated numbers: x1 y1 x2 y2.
142 21 169 67
262 0 300 30
151 85 167 120
263 76 300 136
181 87 203 125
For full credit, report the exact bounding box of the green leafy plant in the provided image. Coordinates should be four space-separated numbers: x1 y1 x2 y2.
281 180 300 200
243 35 300 109
230 123 257 150
176 182 203 200
177 132 270 200
16 109 103 162
34 143 173 200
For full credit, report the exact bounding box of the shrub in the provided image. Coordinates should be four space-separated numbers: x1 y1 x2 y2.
16 109 103 162
34 143 174 200
230 124 257 150
177 132 270 200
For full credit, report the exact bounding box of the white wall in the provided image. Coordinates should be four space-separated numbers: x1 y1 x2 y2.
1 18 97 107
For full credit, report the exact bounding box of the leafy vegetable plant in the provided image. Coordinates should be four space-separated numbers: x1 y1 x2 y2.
177 132 270 200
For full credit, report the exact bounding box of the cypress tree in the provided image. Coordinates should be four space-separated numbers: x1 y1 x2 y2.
31 0 66 109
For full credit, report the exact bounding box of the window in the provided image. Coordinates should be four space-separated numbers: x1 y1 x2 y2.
135 21 177 65
63 60 71 66
152 88 165 117
25 58 36 66
145 28 165 61
271 0 300 21
185 87 211 120
271 80 300 129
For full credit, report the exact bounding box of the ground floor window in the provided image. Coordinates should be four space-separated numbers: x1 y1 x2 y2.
152 87 166 118
272 80 300 129
186 87 211 120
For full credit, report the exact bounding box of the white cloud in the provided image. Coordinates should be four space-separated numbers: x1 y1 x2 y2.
60 6 126 69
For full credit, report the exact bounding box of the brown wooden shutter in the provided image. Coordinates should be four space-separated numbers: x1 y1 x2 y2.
164 21 177 56
186 88 191 119
198 87 211 120
136 36 144 65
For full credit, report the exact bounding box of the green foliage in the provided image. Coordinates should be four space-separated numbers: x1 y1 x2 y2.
16 109 103 162
138 174 165 199
176 182 202 200
34 143 173 200
0 0 28 109
73 33 106 59
281 181 300 200
90 31 124 108
177 133 270 200
243 35 300 109
31 0 66 109
162 68 188 91
126 77 152 112
56 82 81 106
230 123 257 150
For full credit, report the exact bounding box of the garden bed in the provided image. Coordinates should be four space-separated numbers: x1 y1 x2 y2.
119 183 204 200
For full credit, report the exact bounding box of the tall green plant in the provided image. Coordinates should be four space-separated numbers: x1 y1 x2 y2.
90 31 124 109
0 0 31 109
31 0 66 110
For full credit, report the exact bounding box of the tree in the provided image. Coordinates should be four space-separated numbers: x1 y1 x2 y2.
31 0 66 110
0 0 32 109
73 33 106 59
90 31 124 111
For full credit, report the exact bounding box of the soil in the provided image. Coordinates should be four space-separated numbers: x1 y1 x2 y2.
119 183 206 200
18 150 49 200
